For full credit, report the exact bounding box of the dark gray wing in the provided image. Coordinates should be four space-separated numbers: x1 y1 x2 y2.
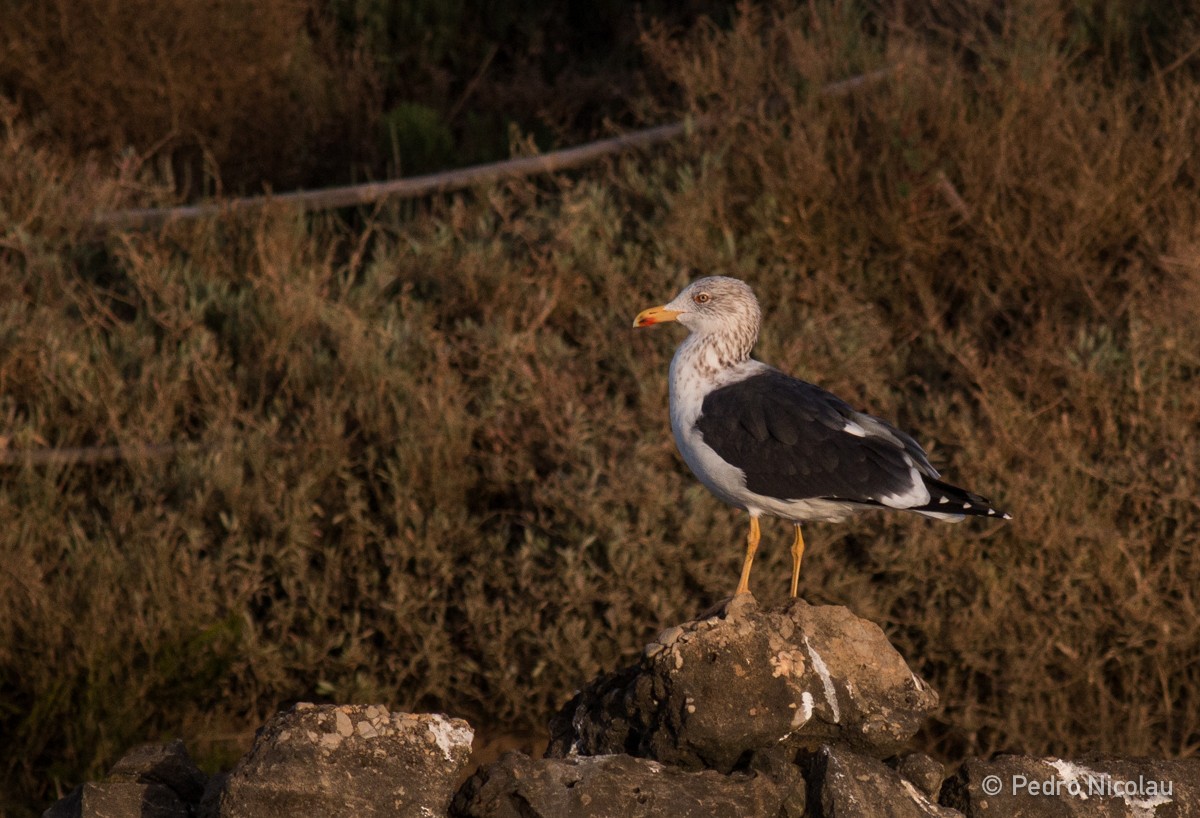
695 370 931 503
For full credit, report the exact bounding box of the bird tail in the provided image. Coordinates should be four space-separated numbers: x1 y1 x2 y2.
911 477 1011 521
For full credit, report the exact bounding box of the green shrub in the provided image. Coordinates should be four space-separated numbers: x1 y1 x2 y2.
382 102 456 175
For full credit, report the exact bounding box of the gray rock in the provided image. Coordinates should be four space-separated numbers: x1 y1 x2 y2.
43 740 204 818
810 746 962 818
452 751 798 818
894 752 946 801
43 781 188 818
941 755 1200 817
108 738 208 803
548 594 938 771
198 772 229 818
43 787 82 818
745 747 808 818
214 703 474 818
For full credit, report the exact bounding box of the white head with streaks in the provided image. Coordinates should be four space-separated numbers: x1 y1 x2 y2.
638 276 762 366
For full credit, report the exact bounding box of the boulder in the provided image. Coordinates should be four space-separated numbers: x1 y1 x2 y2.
43 739 206 818
44 781 188 818
941 755 1200 817
451 751 800 818
807 745 962 818
213 704 474 818
108 738 208 803
547 594 938 772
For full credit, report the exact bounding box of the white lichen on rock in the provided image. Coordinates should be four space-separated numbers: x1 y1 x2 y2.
804 635 840 723
427 713 474 762
1047 758 1174 817
792 691 814 727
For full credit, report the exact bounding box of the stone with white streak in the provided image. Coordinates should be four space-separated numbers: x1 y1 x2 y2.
213 704 474 818
546 594 937 772
941 755 1200 817
811 745 963 818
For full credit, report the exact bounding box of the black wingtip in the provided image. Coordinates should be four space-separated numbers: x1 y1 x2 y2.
921 477 1009 520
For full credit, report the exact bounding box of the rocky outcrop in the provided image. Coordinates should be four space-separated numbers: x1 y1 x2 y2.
546 594 937 771
42 595 1200 818
44 739 204 818
214 704 475 818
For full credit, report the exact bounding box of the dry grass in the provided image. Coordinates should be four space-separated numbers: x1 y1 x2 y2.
0 0 701 196
3 2 1200 814
0 0 378 195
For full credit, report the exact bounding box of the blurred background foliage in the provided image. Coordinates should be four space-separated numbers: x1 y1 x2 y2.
2 0 1200 815
0 0 731 193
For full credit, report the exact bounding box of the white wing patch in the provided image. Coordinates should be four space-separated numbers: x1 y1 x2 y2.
915 510 966 522
875 458 931 509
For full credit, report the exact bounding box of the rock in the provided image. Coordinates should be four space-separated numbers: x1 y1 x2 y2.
745 747 808 818
808 746 962 818
547 594 937 771
213 704 474 818
941 755 1200 817
43 781 188 818
451 751 799 818
108 738 208 803
198 772 230 818
894 752 946 801
42 739 205 818
43 786 81 818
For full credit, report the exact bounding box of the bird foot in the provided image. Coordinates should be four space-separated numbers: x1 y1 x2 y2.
700 592 759 620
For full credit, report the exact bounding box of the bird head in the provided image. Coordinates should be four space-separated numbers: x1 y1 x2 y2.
633 276 762 344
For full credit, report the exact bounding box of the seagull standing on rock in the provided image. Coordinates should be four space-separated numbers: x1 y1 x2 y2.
633 276 1009 598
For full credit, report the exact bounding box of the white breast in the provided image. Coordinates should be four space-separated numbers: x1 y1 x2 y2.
667 341 768 511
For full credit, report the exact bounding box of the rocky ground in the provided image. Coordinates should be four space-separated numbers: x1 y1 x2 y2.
45 595 1199 817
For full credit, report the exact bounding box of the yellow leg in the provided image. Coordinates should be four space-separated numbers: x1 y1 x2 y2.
735 515 761 596
789 524 806 598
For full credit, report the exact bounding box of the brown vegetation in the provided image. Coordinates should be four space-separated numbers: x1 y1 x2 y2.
0 0 708 196
2 2 1200 815
0 0 375 194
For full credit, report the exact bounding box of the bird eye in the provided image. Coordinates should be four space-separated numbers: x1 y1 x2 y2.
693 292 711 304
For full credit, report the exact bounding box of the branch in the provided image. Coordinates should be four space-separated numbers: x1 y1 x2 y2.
90 66 898 233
